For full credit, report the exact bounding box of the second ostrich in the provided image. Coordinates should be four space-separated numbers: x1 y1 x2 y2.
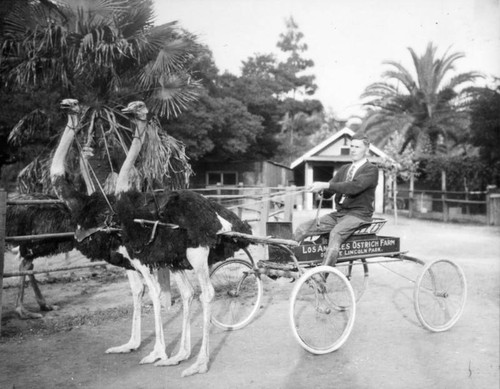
117 101 252 377
6 193 74 318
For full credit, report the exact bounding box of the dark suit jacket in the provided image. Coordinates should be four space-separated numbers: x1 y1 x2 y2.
325 161 379 220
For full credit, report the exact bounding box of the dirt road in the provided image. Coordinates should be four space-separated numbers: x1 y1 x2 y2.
1 214 499 389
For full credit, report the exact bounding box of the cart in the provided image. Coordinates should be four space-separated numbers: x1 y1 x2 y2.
211 218 467 355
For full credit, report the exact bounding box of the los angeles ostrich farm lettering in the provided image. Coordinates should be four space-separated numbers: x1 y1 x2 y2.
294 236 400 261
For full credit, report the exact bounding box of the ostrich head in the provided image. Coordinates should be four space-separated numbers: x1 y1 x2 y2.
122 101 148 121
60 99 81 114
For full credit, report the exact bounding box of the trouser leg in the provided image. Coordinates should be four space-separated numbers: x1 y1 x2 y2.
294 214 337 242
323 215 367 268
323 233 342 267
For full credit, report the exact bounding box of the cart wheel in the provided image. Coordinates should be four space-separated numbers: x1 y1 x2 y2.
289 266 356 354
414 259 467 332
210 258 263 331
337 259 368 302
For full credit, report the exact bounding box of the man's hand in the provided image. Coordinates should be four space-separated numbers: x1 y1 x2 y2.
309 182 330 193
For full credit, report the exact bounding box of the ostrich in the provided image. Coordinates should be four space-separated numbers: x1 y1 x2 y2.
6 193 74 319
117 101 252 377
50 98 171 364
5 105 88 319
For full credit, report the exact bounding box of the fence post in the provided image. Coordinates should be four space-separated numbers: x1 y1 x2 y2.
408 173 414 218
237 183 244 219
216 183 222 204
259 187 270 236
0 190 6 337
283 186 294 222
441 170 448 222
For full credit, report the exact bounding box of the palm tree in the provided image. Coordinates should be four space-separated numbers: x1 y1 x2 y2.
361 42 482 155
2 0 200 191
2 0 200 114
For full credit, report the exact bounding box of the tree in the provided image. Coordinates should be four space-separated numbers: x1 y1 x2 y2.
164 93 264 162
361 42 482 155
218 17 322 163
1 0 201 189
380 132 419 224
275 16 317 98
1 0 200 115
468 82 500 185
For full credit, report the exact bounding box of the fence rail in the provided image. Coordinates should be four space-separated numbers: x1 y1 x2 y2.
0 186 300 336
388 188 494 223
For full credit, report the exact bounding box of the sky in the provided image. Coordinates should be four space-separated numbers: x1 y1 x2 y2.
154 0 500 119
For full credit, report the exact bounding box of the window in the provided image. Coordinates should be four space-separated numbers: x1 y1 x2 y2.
340 147 350 155
206 171 238 186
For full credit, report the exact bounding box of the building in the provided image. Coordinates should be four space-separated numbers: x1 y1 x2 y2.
290 128 391 212
190 160 293 188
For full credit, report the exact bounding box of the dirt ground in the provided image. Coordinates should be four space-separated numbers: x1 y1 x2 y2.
1 212 499 389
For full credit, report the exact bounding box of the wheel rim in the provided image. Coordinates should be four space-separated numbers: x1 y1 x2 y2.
415 259 467 332
210 259 262 330
290 266 356 354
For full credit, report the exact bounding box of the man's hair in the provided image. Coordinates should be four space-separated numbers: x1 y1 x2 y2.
352 133 370 147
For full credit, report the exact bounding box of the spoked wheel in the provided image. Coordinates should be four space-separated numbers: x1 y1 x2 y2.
337 259 368 302
414 259 467 332
289 266 356 354
210 258 263 331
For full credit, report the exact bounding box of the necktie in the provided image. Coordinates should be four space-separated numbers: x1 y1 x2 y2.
346 164 355 181
339 164 355 204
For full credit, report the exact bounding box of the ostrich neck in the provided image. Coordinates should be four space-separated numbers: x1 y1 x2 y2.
51 114 79 180
50 113 83 213
115 118 147 195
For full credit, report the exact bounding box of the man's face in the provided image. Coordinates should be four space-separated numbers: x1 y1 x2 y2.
350 139 368 162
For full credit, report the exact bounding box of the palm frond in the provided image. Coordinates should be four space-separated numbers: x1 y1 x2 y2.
137 116 192 190
8 109 50 146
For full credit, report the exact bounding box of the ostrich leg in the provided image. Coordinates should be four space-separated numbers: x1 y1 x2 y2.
121 257 168 364
181 246 213 377
105 270 145 354
106 270 146 354
155 270 194 367
15 253 43 319
29 270 58 312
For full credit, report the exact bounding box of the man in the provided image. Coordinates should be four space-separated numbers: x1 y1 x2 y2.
294 133 379 268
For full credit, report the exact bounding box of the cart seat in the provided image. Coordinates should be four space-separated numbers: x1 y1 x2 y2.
352 218 387 236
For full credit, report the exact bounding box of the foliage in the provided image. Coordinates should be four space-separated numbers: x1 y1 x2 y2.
163 94 264 162
361 42 482 155
275 16 317 98
417 155 492 191
467 83 500 186
1 0 201 116
275 110 326 164
0 0 201 191
380 131 419 180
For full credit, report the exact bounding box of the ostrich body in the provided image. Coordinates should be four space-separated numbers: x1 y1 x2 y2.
50 98 170 364
6 193 74 318
118 101 251 377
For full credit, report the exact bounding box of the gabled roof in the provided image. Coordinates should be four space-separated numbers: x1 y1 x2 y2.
290 127 390 169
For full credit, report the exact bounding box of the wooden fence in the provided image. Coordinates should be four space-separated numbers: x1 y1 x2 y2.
388 188 497 224
0 186 300 336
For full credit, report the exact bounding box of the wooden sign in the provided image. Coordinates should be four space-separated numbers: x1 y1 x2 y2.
294 235 400 262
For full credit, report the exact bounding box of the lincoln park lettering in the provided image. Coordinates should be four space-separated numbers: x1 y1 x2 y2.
295 236 399 261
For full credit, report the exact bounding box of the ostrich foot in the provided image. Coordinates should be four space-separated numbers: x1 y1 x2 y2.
181 358 209 377
155 349 190 367
40 304 59 312
15 306 43 320
105 341 140 354
140 348 168 364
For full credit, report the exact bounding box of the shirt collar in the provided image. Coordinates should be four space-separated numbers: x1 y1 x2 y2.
352 158 368 169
